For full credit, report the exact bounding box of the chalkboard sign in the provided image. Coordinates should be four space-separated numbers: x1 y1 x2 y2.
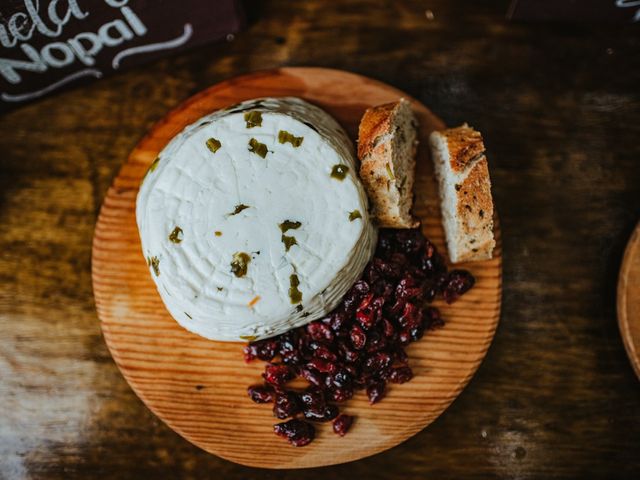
0 0 245 112
509 0 640 22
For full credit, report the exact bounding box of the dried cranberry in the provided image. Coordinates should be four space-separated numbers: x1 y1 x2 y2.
273 390 301 419
409 325 424 342
417 253 445 278
363 263 381 283
371 296 385 317
300 387 326 409
343 364 360 379
348 280 370 300
306 358 338 374
366 382 386 404
258 339 280 361
389 366 413 384
382 318 395 338
371 279 394 300
286 350 307 365
425 239 437 258
395 229 426 255
396 276 424 302
329 310 349 331
423 282 437 303
434 272 448 291
375 258 402 280
365 330 387 353
426 241 446 268
356 306 376 330
274 419 315 447
243 343 259 362
263 364 294 386
357 293 374 310
341 297 358 317
309 342 338 362
393 347 409 364
352 375 367 389
278 331 299 355
333 414 354 436
388 298 407 318
349 324 367 350
326 369 352 390
390 252 408 266
299 367 325 387
304 404 339 422
338 340 361 363
398 328 412 346
364 352 392 373
376 230 396 256
247 385 273 403
398 302 422 329
331 387 354 403
442 269 475 303
423 306 444 330
307 321 335 342
244 338 280 361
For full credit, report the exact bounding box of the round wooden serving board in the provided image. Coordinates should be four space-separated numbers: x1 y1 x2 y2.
92 67 502 468
618 222 640 380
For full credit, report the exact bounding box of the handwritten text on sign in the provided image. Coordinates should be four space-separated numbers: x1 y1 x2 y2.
0 0 244 107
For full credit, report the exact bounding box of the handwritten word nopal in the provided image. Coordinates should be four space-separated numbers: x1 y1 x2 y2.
0 0 147 85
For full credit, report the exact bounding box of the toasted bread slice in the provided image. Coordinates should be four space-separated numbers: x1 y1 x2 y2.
358 99 419 228
429 124 495 263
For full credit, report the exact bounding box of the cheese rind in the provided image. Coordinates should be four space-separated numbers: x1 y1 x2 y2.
136 97 377 341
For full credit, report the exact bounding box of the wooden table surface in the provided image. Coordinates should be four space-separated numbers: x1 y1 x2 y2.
1 1 639 478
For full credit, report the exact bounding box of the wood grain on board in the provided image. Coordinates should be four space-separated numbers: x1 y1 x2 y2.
92 68 502 468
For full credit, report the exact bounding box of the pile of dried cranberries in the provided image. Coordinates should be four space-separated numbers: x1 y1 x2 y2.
244 228 475 446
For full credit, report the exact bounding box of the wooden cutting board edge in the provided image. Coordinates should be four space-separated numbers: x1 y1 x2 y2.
618 222 640 380
92 67 503 468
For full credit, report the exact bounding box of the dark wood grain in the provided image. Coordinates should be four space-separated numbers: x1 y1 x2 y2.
1 0 639 478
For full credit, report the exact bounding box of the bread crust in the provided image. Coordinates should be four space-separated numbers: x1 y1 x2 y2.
430 125 495 263
357 101 397 160
456 157 493 230
358 100 419 228
440 124 485 173
454 156 495 261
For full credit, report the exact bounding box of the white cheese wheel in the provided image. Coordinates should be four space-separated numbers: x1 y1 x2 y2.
136 97 377 341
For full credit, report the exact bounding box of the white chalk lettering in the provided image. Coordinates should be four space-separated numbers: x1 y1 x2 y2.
0 0 88 48
104 0 129 7
112 23 191 69
98 19 133 47
0 0 195 103
8 13 34 44
67 32 101 66
121 6 147 36
41 41 74 67
0 1 148 83
24 0 57 37
0 44 47 83
2 68 101 102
